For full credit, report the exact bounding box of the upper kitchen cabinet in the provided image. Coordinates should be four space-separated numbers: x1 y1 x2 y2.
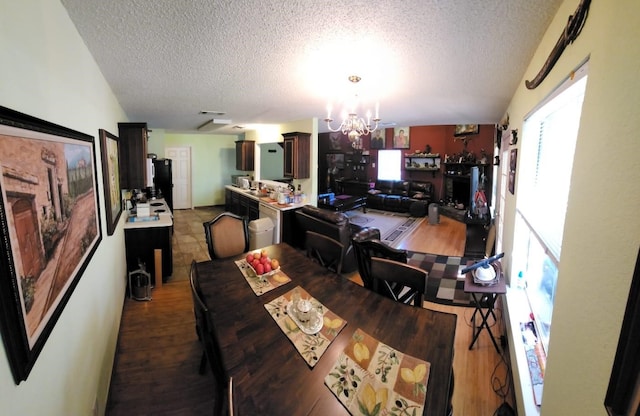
236 140 255 171
118 122 148 189
282 132 310 179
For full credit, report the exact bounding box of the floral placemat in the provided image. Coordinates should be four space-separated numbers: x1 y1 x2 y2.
235 259 291 296
325 328 430 416
264 286 347 367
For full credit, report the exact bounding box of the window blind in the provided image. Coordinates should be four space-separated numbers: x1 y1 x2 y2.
518 62 588 260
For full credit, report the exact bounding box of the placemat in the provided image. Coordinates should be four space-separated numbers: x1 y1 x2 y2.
325 328 430 416
235 259 291 296
264 286 347 367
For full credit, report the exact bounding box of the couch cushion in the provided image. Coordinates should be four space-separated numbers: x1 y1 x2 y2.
301 204 347 226
374 180 394 194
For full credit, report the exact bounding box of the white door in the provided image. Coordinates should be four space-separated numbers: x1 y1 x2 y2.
165 146 192 209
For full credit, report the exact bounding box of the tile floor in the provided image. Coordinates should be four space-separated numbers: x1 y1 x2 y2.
169 206 224 282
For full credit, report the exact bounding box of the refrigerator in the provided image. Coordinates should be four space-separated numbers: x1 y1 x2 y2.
153 158 173 211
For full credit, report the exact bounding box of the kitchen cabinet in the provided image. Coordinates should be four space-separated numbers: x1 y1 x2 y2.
118 122 148 189
236 140 255 171
124 225 172 285
224 188 259 221
282 132 310 179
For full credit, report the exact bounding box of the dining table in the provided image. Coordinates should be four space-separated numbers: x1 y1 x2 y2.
196 242 457 415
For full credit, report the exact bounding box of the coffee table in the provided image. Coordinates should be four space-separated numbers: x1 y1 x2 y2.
318 194 367 213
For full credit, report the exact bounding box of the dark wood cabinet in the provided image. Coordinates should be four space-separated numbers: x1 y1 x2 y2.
124 225 172 284
282 132 310 179
464 222 489 258
224 187 258 221
235 140 255 171
118 122 148 189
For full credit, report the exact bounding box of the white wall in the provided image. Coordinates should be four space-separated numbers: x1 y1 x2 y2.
502 0 640 414
0 0 128 414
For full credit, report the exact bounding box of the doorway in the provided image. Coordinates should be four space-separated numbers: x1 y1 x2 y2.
165 147 192 210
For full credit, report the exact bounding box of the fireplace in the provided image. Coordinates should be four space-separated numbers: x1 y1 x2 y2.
445 176 471 208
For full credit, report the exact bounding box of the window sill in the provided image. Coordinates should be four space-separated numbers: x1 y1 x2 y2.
503 286 542 416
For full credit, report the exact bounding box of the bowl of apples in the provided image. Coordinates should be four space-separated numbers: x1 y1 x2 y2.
245 249 280 277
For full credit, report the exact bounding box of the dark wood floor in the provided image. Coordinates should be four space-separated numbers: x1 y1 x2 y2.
107 207 515 415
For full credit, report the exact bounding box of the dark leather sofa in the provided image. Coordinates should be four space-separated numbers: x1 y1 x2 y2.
367 179 434 213
294 205 380 273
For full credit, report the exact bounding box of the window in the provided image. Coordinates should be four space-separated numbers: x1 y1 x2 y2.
513 60 588 353
377 150 401 180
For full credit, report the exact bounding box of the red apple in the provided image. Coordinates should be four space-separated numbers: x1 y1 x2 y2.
246 254 254 263
252 259 261 269
260 256 269 264
263 263 272 273
255 263 264 275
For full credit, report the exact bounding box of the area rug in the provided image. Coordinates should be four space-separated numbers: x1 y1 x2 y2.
405 252 477 307
346 209 424 248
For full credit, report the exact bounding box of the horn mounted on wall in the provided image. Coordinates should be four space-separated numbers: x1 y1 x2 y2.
525 0 592 89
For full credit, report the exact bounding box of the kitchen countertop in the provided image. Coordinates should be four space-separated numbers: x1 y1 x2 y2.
226 185 306 211
123 198 173 229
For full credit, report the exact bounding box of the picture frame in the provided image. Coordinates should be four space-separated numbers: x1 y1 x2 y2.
0 106 102 383
99 129 122 236
454 124 479 136
605 248 640 415
393 127 410 149
509 148 517 195
370 129 385 149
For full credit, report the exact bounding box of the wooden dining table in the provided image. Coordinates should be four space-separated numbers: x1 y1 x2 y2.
197 243 457 415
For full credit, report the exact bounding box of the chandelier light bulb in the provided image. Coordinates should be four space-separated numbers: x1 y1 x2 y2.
324 75 380 143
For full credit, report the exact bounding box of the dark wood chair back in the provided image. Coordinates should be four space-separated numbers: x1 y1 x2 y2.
189 260 227 415
370 257 427 307
203 212 249 259
305 230 344 274
351 238 408 289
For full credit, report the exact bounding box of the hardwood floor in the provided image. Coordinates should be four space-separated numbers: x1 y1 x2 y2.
107 207 515 415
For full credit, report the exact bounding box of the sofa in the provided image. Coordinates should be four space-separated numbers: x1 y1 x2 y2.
294 205 380 273
366 179 434 214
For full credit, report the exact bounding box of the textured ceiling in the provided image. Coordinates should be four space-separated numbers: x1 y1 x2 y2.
60 0 563 134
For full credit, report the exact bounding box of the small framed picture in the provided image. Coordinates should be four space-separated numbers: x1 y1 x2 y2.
370 129 385 149
393 127 410 149
454 124 479 136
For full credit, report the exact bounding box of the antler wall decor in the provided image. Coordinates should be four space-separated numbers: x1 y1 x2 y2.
525 0 591 89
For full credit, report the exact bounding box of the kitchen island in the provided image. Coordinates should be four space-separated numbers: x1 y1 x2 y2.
225 184 306 248
123 198 173 285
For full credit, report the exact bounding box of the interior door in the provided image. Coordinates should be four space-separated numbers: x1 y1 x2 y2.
165 146 191 210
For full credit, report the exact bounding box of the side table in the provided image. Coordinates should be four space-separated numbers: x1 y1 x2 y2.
464 267 506 353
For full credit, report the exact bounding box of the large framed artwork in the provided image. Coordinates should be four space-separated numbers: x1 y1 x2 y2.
99 129 122 236
454 124 479 136
0 106 102 383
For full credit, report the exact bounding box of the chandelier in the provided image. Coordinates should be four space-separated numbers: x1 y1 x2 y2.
324 75 380 146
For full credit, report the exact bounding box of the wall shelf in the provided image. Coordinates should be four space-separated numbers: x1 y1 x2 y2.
405 153 441 177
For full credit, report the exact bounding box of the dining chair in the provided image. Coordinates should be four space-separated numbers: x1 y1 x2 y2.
370 257 428 307
189 261 228 416
351 238 408 290
203 212 249 259
305 230 344 274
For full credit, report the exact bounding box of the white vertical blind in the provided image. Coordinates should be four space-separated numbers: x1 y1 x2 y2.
518 63 588 260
